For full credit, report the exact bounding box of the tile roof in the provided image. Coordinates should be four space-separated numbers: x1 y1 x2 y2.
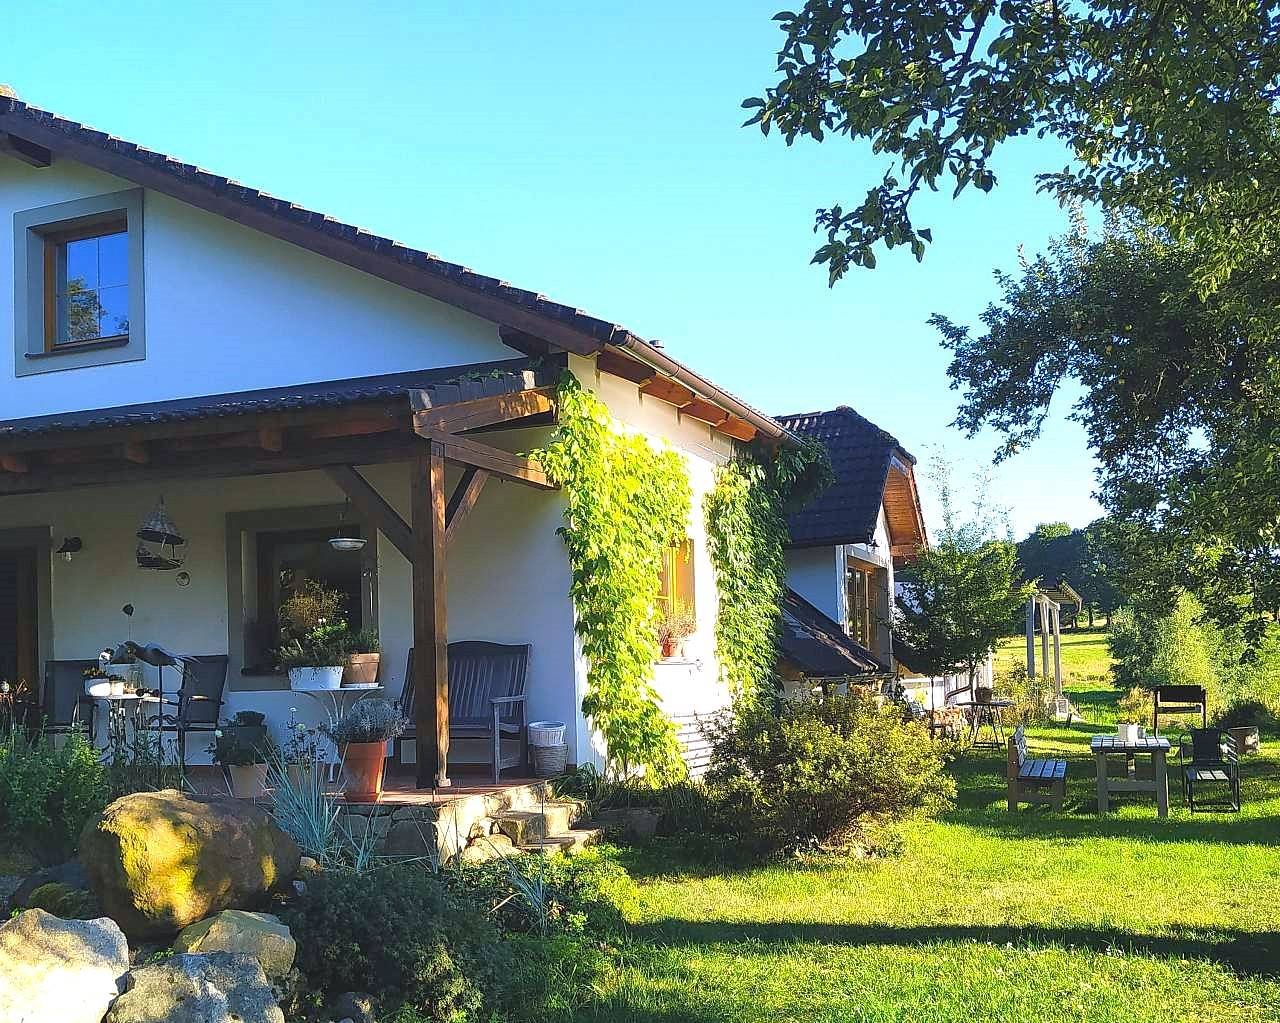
777 406 915 549
0 357 555 439
0 97 788 442
778 588 890 679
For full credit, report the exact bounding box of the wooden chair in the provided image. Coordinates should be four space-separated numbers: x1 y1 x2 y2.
399 642 530 783
1007 724 1067 811
41 660 98 744
1180 728 1241 812
1153 685 1207 734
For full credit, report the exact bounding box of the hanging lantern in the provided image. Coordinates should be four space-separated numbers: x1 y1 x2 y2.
136 497 187 570
328 498 366 552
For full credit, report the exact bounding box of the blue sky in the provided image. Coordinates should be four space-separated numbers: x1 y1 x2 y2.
3 1 1103 537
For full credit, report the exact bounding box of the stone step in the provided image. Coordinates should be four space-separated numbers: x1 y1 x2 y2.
539 799 586 835
519 827 602 857
492 810 547 846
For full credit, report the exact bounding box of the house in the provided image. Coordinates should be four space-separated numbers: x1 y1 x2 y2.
777 405 926 667
0 96 798 787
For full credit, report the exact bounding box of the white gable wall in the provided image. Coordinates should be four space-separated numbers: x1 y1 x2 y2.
0 157 510 419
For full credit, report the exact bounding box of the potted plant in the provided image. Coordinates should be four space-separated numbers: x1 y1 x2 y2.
656 608 696 659
209 717 277 798
342 626 381 686
276 581 348 690
323 698 407 802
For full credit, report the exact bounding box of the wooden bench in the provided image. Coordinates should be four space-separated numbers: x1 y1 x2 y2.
1007 724 1067 811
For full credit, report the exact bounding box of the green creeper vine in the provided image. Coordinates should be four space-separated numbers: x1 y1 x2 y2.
704 440 834 705
533 373 692 783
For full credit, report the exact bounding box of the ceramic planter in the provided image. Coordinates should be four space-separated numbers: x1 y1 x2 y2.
228 762 269 799
342 652 381 686
342 740 389 802
288 666 344 691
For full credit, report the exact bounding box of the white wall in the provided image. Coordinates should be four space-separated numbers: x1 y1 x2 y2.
785 546 842 623
0 158 511 419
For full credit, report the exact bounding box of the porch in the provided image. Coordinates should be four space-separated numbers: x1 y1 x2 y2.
0 356 582 789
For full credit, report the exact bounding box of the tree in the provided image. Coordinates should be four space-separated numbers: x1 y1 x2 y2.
747 3 1280 289
894 461 1032 689
934 218 1280 642
1015 519 1120 627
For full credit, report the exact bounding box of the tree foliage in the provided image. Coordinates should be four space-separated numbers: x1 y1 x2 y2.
1016 518 1120 620
535 374 692 783
935 219 1280 640
894 461 1032 684
747 2 1280 288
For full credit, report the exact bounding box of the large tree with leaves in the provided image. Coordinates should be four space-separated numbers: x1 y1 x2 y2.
747 2 1280 289
934 218 1280 642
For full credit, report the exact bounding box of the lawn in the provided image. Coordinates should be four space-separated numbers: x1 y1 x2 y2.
563 649 1280 1023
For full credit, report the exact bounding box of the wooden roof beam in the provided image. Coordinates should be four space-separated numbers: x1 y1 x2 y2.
0 133 51 168
718 416 758 442
325 465 413 563
413 425 554 490
411 387 555 435
596 349 656 385
639 375 695 407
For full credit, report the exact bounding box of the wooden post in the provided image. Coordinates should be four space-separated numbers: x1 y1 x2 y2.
1040 597 1050 681
1052 604 1063 697
1025 597 1036 680
411 444 450 788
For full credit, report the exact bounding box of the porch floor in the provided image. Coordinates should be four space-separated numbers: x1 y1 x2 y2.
182 765 545 806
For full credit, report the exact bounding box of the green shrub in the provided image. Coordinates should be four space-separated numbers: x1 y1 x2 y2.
447 847 635 938
702 691 954 858
1214 699 1280 732
283 863 512 1020
0 730 107 860
998 663 1054 725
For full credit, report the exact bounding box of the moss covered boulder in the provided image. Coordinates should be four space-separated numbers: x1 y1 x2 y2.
80 790 301 939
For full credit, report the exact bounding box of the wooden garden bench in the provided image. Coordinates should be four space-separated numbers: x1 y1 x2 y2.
1007 724 1067 811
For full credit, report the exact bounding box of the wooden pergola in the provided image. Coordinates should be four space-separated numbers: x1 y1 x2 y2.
0 365 560 789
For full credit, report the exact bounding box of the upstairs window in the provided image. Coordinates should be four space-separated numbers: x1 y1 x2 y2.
45 217 130 348
846 559 880 652
657 538 696 620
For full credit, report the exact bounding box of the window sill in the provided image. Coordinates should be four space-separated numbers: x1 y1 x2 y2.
25 336 130 360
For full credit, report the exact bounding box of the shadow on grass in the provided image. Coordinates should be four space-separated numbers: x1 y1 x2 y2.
624 918 1280 979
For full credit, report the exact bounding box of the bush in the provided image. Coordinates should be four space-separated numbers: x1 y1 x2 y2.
999 663 1054 725
283 863 512 1020
447 847 635 938
1214 699 1280 732
702 691 954 858
1116 686 1153 727
0 729 107 860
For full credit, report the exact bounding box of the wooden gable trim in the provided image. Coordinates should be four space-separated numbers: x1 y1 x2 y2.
639 375 695 407
0 132 51 168
411 387 555 435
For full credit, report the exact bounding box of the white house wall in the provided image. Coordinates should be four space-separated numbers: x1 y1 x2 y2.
785 546 843 623
0 158 510 419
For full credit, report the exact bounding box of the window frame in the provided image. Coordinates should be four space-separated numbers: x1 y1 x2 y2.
657 537 696 623
845 556 881 653
13 189 146 375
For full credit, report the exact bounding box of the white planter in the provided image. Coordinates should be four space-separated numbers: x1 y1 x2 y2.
289 666 344 691
1117 723 1142 743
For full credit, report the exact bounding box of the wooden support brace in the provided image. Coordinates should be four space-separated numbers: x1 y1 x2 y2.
325 465 414 563
413 426 554 490
0 454 29 474
121 442 148 465
445 467 488 544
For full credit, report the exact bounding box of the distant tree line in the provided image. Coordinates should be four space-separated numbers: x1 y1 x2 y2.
1014 520 1121 629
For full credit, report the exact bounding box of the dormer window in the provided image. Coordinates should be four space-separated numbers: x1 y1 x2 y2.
13 189 145 376
46 216 130 348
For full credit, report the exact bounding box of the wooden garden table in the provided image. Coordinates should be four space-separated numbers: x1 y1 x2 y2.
1091 735 1171 818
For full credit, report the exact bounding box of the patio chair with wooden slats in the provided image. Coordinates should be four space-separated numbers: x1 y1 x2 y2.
1153 685 1207 735
41 659 98 745
398 642 530 783
1180 728 1241 812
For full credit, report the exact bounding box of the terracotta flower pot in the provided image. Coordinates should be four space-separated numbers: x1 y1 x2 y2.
228 763 269 799
342 740 388 802
343 652 381 686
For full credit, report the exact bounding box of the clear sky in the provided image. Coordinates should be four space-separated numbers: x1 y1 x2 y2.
2 1 1104 538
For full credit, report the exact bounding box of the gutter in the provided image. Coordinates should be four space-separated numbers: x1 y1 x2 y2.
610 331 793 445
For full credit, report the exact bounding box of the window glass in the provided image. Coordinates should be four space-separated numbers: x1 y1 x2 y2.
846 561 878 651
657 538 696 620
50 224 129 346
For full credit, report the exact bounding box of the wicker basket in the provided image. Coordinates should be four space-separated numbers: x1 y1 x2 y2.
529 720 566 746
531 743 568 778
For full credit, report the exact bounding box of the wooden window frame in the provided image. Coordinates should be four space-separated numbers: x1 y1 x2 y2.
42 214 130 352
846 556 880 653
657 537 696 623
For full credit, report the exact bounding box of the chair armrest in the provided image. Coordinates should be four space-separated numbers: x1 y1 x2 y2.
489 695 527 705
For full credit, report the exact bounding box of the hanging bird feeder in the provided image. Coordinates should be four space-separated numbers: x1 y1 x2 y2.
136 497 187 570
328 498 366 552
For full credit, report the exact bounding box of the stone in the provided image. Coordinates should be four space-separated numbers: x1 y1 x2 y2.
493 810 547 846
80 789 301 939
9 859 88 911
298 855 320 872
384 818 439 858
106 952 284 1023
330 991 377 1023
597 807 663 842
0 908 130 1023
459 832 514 863
174 910 296 978
25 880 103 919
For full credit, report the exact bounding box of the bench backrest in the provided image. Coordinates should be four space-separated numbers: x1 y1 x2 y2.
1007 724 1028 778
1154 684 1206 709
400 642 531 726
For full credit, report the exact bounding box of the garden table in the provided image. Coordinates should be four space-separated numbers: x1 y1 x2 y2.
1091 735 1171 818
953 699 1014 749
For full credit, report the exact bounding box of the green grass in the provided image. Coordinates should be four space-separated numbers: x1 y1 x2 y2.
556 652 1280 1022
997 625 1120 722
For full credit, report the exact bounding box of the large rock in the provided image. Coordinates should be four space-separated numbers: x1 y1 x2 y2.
105 952 284 1023
0 908 130 1023
80 789 301 939
174 909 296 978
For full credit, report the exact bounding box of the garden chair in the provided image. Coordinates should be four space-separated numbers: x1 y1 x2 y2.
1007 724 1067 812
1153 685 1207 735
1179 728 1241 812
41 659 98 745
144 654 228 772
399 642 530 783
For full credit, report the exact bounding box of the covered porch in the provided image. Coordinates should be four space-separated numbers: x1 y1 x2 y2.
0 356 576 790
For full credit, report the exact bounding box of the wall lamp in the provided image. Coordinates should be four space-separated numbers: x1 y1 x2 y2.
55 537 83 563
